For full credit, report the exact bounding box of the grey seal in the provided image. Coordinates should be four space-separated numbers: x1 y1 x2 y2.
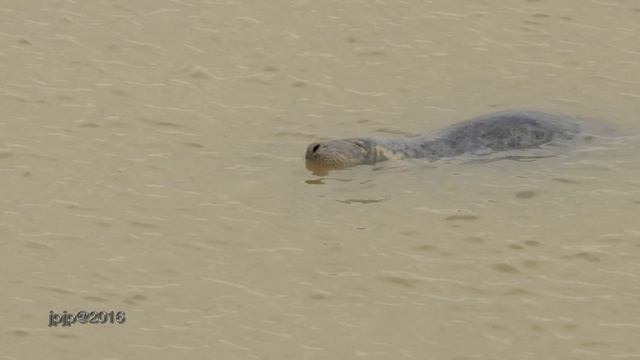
305 110 583 168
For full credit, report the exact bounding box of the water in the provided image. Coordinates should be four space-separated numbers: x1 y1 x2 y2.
1 0 640 359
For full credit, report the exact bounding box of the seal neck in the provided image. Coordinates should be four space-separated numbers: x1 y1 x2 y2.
372 136 455 160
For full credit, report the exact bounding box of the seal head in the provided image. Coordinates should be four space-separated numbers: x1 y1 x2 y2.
305 138 379 168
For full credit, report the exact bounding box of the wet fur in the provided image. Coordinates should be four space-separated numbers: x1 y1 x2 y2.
305 110 581 168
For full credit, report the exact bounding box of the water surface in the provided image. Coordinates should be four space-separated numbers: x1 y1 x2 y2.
1 0 640 359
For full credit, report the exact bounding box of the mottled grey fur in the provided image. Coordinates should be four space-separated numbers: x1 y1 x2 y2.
305 110 581 168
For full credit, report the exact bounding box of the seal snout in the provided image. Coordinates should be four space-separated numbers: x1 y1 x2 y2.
306 142 322 159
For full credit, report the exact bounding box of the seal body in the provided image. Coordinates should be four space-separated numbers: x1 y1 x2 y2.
305 110 582 168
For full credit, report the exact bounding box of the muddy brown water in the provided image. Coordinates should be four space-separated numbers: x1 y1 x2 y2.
1 1 640 359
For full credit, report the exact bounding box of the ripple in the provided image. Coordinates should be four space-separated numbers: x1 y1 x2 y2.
380 276 418 288
445 214 479 221
516 190 537 199
492 263 520 274
336 198 386 204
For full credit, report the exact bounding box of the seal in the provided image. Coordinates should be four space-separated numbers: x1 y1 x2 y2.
305 110 582 168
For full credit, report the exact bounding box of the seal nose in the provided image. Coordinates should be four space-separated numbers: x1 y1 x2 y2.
306 143 321 158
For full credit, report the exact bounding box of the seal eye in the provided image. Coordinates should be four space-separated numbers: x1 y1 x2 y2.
354 142 367 150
